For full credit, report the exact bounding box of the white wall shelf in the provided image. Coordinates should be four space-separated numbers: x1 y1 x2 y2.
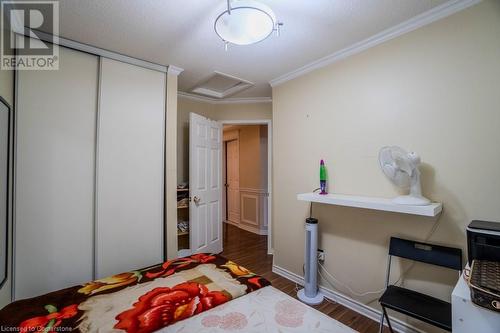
297 193 442 217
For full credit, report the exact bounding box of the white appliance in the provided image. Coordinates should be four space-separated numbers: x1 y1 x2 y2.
297 217 324 305
379 146 431 205
452 270 500 333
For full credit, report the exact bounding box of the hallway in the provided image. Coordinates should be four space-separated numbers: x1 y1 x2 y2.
221 223 388 333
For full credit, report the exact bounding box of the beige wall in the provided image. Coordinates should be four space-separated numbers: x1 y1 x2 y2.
213 103 272 121
272 1 500 332
238 126 262 189
0 64 13 307
177 97 271 183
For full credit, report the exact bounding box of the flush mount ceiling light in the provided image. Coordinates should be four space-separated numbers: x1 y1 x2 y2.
214 0 283 49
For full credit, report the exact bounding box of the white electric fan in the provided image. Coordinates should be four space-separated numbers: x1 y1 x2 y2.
379 146 431 205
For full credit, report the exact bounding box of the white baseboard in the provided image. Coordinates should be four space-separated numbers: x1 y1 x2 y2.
224 220 239 227
225 220 268 235
272 265 426 333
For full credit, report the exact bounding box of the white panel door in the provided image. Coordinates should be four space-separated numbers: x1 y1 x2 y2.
190 113 222 254
226 140 240 224
15 46 98 299
96 58 165 278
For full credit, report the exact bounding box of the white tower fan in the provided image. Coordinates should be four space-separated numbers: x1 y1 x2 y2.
297 217 325 305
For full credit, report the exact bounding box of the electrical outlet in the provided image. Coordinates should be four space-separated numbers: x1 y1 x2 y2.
317 249 325 262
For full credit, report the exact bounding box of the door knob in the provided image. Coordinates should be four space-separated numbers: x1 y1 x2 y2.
193 196 201 204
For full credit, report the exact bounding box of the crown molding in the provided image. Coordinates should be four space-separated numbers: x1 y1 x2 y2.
269 0 482 87
167 65 184 76
11 28 168 72
178 91 272 105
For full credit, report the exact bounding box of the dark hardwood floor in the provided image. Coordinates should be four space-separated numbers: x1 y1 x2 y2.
221 223 389 333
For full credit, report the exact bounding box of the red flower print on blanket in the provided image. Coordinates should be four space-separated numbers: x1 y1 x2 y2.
114 282 230 333
145 253 216 279
19 304 78 332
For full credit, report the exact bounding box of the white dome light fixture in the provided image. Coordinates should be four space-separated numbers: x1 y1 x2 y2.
214 0 283 49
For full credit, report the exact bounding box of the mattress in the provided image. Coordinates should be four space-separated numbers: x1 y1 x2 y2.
162 286 358 333
0 253 270 332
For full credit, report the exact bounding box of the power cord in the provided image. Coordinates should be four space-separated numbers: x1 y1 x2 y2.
309 188 321 218
318 269 338 304
319 262 386 297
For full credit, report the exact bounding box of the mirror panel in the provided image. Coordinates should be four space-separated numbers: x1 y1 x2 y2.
0 97 10 288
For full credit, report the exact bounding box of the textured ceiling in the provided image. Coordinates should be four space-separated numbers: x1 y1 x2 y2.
55 0 448 98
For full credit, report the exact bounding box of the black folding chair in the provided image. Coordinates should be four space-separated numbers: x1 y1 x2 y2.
378 237 462 333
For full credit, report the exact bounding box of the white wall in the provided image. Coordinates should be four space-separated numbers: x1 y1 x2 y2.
272 1 500 331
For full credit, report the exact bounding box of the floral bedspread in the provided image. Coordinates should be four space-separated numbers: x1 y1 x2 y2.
0 254 270 333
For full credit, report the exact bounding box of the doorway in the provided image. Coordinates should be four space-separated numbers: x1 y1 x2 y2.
182 114 272 257
222 123 271 253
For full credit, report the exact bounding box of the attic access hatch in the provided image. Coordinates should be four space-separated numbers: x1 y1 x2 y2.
190 71 254 99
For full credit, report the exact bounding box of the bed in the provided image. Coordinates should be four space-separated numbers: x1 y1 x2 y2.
0 253 356 333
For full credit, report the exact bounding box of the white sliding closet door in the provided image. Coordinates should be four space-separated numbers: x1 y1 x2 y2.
96 58 165 278
15 47 99 299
